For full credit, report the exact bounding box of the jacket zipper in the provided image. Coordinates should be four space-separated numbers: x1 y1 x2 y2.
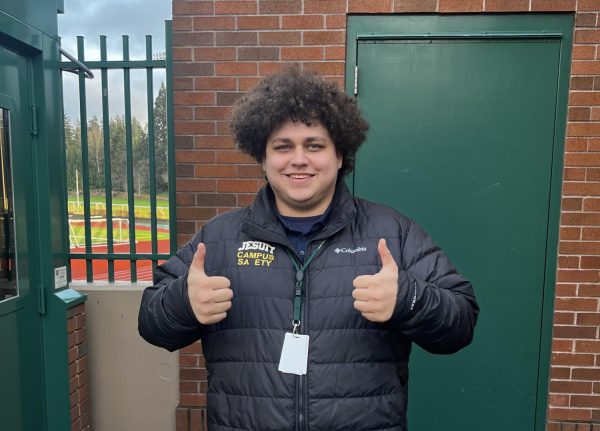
296 378 301 431
298 239 318 431
299 272 307 431
297 255 306 431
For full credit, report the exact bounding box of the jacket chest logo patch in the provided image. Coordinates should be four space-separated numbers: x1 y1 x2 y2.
237 241 276 267
334 246 367 254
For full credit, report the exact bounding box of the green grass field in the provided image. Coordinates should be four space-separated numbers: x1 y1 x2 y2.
69 219 169 247
68 193 170 221
68 193 169 208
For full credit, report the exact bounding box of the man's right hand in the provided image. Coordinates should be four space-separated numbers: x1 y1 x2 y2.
187 242 233 324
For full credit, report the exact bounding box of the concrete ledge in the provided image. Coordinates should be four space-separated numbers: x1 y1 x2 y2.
73 283 178 431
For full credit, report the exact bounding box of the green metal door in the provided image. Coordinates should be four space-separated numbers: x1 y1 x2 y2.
347 15 571 431
0 44 45 430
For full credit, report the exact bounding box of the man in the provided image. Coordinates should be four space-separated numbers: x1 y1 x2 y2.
139 66 479 431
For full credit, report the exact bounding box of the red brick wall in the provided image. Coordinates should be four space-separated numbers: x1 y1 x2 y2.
172 1 600 429
67 303 90 431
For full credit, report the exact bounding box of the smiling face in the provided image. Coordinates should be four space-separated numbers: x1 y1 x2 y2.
263 119 342 217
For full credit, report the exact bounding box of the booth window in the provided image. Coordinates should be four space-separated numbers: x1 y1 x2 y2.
0 108 17 302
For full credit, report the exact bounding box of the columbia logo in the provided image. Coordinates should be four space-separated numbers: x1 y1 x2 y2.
334 246 366 254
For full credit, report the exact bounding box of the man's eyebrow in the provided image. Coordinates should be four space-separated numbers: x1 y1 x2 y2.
269 136 326 143
269 137 293 144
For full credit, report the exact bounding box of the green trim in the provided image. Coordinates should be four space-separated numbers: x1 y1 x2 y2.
38 31 76 431
535 14 573 431
0 10 43 51
356 31 562 40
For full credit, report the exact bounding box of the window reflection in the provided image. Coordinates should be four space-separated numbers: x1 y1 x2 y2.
0 108 17 302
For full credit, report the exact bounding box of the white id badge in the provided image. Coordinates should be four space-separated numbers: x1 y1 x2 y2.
278 333 309 375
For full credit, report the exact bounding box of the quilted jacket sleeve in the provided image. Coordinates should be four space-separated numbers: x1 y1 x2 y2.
390 219 479 354
138 231 204 352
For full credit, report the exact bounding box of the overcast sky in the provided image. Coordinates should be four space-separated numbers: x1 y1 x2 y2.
58 0 172 123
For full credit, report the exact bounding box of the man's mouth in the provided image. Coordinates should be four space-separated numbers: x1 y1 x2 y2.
287 173 314 179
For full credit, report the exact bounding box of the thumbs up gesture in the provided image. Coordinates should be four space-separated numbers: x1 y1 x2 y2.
352 239 399 323
187 243 233 325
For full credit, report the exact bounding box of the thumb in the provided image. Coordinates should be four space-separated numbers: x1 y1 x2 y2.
191 242 207 275
378 238 397 271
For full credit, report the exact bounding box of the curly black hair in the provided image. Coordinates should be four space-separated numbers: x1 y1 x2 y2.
230 65 369 177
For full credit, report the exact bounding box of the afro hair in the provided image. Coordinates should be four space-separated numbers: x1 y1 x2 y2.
230 65 369 177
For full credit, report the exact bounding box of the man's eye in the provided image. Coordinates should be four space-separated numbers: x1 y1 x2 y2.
306 143 324 151
274 145 290 151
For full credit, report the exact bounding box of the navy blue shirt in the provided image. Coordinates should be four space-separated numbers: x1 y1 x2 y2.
277 206 332 261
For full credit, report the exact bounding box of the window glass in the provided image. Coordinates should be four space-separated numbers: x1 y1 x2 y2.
0 108 17 302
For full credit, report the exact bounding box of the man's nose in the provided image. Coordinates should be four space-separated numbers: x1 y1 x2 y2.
290 146 308 165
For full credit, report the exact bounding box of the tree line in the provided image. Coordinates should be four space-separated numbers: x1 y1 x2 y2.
64 82 168 196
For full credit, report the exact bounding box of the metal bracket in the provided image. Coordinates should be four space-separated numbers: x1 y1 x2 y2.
59 46 94 79
30 104 37 135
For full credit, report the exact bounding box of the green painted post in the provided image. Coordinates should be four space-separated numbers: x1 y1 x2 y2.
122 35 138 282
77 36 93 282
166 20 177 255
146 35 158 272
100 35 114 281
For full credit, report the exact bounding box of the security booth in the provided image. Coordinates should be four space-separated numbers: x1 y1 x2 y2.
0 1 86 430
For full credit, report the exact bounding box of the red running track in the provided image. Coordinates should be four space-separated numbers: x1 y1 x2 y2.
70 225 171 282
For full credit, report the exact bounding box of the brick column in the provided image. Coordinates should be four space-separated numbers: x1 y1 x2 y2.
67 304 90 431
548 7 600 428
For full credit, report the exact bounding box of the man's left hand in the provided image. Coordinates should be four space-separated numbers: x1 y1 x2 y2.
352 238 399 322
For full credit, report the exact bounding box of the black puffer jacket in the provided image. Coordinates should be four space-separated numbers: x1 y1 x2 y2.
139 182 479 431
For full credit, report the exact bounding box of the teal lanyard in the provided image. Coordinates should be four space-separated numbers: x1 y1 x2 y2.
285 240 326 334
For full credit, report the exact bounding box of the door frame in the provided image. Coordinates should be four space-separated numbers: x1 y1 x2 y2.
345 13 572 430
0 39 46 430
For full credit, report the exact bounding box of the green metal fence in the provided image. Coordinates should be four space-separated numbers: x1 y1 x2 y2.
60 21 176 282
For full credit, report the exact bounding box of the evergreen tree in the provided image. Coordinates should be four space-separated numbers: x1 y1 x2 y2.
153 82 168 194
64 115 81 192
87 116 104 190
132 117 149 195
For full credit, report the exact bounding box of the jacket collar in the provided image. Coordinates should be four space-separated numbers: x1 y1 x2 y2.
241 179 357 246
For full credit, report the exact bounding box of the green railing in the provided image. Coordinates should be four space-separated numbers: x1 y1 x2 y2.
60 21 176 282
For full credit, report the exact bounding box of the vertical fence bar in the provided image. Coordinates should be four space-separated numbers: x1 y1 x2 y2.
165 20 177 255
146 35 158 272
100 35 115 281
122 35 137 282
77 36 94 282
